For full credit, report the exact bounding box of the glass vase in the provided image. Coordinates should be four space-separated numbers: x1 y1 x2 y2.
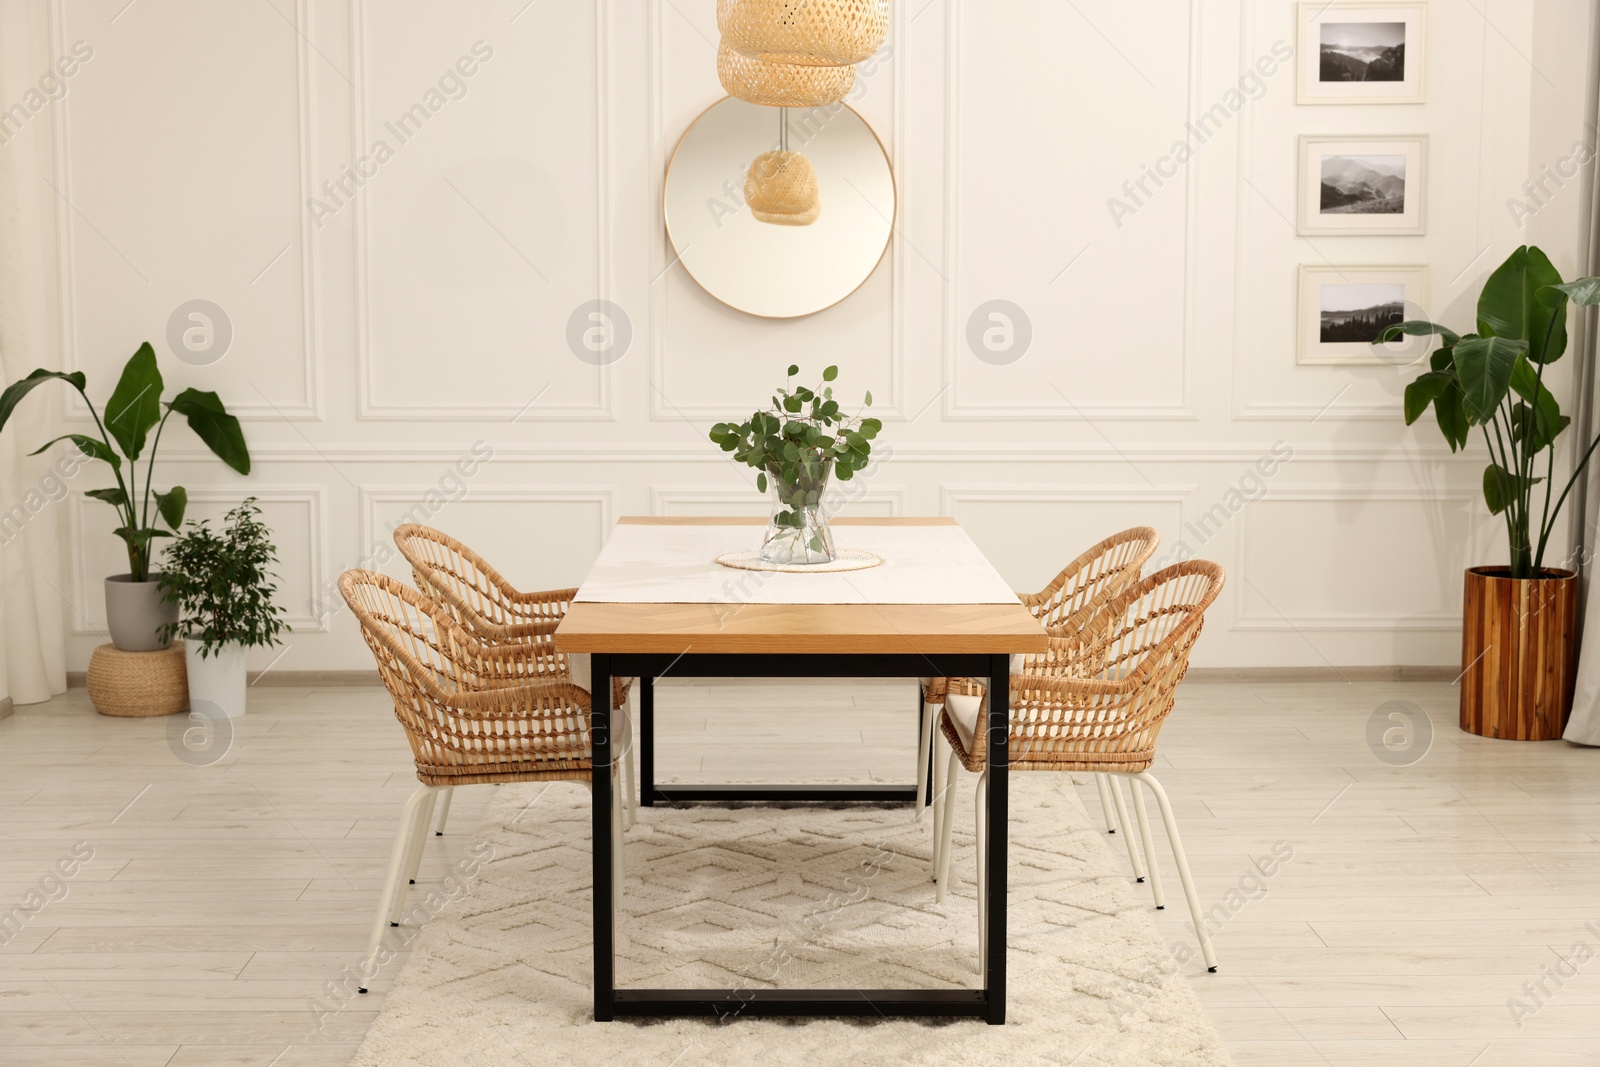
760 456 837 565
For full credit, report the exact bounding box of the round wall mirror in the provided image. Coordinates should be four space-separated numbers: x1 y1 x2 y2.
664 97 895 319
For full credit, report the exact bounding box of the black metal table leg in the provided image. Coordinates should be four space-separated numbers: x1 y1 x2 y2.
985 653 1008 1024
591 653 615 1022
638 676 654 807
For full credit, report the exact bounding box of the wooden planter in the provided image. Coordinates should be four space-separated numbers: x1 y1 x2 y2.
1459 566 1578 740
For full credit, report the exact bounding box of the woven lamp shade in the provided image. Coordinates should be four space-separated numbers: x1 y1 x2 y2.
745 150 820 225
718 0 889 66
717 39 855 108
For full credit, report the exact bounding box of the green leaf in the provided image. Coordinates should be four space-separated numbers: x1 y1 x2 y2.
168 388 250 474
864 390 872 407
155 486 187 530
1453 336 1527 423
1378 320 1462 347
0 369 88 436
822 365 838 381
1482 463 1542 516
1539 276 1600 307
85 487 128 507
104 342 163 460
1478 246 1567 362
1508 356 1565 452
756 472 767 494
1403 371 1453 426
1430 344 1455 372
1434 382 1469 451
787 364 799 377
29 433 120 469
783 395 802 413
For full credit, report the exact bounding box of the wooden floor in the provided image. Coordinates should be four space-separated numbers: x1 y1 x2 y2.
1 678 1597 1065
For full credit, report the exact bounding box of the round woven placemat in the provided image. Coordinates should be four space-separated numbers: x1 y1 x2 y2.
86 642 189 718
714 549 882 573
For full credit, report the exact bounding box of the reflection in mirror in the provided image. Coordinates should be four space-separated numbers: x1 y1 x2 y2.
664 97 894 319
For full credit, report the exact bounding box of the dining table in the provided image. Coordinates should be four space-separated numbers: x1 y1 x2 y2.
553 515 1049 1024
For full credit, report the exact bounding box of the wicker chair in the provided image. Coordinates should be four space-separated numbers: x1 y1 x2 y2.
933 560 1226 974
919 527 1159 867
393 524 635 833
340 569 628 994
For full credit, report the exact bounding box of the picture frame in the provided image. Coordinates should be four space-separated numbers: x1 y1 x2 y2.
1298 135 1427 235
1297 2 1426 105
1297 264 1428 365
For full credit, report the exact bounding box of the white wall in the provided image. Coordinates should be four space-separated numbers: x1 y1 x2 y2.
5 0 1594 673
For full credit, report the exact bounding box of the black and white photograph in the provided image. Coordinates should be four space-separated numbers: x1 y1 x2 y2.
1298 265 1427 364
1320 154 1406 214
1320 22 1405 82
1298 135 1427 234
1299 2 1427 103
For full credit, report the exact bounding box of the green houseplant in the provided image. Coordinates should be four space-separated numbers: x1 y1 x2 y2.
0 342 250 650
1382 244 1600 739
709 364 880 564
158 498 289 718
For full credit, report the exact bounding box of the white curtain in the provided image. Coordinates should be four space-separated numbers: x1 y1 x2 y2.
0 0 69 708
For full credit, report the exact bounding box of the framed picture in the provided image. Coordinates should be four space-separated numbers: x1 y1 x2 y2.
1298 2 1426 105
1298 264 1427 365
1298 135 1427 235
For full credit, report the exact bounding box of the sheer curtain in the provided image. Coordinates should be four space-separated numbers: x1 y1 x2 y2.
1564 19 1600 746
0 0 69 711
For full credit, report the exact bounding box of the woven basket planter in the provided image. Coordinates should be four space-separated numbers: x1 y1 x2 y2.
87 642 189 718
745 150 820 224
717 40 854 107
718 0 888 66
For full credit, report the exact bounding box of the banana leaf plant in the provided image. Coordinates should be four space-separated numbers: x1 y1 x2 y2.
1382 245 1600 579
0 342 250 581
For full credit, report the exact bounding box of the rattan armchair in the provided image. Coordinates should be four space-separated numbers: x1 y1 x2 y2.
340 569 628 994
393 524 635 832
933 560 1226 974
919 527 1159 864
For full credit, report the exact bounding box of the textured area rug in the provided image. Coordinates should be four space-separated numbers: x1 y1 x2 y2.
352 777 1231 1066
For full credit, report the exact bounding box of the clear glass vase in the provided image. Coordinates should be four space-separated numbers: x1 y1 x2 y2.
760 456 837 565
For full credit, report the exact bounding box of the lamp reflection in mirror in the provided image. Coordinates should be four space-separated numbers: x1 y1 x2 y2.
746 108 820 226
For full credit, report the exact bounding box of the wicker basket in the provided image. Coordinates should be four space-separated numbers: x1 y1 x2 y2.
87 643 189 718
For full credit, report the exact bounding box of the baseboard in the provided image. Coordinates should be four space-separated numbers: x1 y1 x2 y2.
1185 665 1456 682
67 670 382 688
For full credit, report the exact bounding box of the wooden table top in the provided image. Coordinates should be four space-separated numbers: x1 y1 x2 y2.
554 516 1050 655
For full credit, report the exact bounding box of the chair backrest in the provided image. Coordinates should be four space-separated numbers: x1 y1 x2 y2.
1012 560 1225 765
1025 526 1160 632
392 524 571 643
339 569 592 782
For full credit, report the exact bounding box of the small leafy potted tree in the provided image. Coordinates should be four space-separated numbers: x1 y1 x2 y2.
158 498 289 718
1383 245 1600 739
709 364 880 564
0 342 249 650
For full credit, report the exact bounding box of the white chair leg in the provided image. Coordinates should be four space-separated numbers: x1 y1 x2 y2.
360 784 439 993
916 692 938 822
935 748 961 903
974 768 988 978
1135 770 1218 972
1094 774 1119 834
929 722 946 880
1129 777 1166 910
432 788 454 836
617 704 636 830
1108 775 1147 882
389 790 438 925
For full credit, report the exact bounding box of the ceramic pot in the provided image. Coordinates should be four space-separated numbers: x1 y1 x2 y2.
184 640 249 719
104 575 177 652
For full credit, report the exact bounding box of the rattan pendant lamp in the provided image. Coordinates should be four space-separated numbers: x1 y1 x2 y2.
744 111 820 226
718 0 889 67
716 39 855 108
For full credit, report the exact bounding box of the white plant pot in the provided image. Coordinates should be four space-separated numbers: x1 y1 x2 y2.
184 641 248 719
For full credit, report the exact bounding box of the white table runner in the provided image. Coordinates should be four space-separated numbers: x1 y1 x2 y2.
573 523 1019 605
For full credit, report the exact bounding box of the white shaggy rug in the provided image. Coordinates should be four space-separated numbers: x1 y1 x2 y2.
351 776 1231 1066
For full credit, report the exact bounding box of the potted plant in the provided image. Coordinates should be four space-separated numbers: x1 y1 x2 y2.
158 498 289 718
1383 245 1600 739
0 342 249 650
709 364 880 564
